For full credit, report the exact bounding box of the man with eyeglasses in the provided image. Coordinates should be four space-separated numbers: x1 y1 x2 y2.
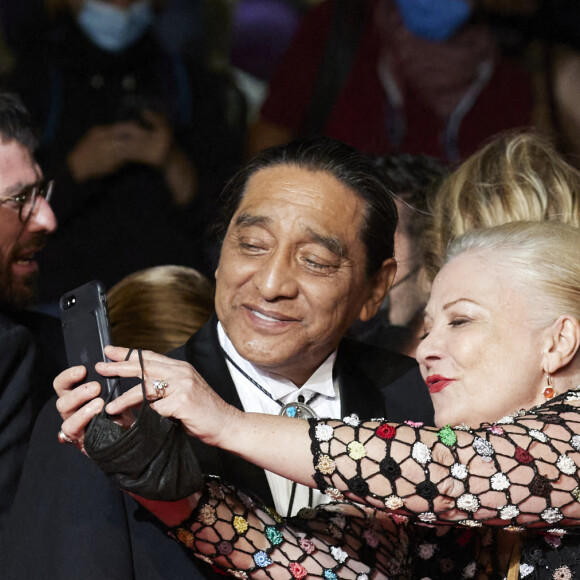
0 92 63 528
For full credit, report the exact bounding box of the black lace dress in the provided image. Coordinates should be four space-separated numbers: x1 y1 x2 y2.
158 387 580 579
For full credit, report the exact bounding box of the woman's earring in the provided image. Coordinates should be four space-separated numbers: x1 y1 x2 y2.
543 374 557 400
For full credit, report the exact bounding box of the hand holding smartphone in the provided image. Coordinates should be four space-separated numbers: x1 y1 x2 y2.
60 280 119 401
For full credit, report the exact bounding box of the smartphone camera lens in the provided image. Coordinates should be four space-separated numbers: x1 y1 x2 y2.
61 295 77 310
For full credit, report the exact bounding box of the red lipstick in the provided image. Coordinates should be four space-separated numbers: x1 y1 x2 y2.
425 375 455 394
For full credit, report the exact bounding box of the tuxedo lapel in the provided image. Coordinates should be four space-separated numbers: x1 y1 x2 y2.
335 340 387 420
181 316 274 506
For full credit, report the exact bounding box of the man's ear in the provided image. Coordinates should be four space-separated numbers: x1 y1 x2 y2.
358 258 397 322
542 315 580 374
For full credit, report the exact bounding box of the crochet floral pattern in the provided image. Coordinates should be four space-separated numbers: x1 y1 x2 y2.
157 389 580 579
307 387 580 578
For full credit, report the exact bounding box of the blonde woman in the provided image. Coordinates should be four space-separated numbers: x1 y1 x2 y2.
423 130 580 280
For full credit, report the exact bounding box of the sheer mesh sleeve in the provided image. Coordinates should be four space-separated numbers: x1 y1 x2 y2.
164 476 415 578
309 389 580 530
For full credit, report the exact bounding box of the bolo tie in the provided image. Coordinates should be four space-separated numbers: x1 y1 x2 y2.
221 349 320 418
221 348 320 515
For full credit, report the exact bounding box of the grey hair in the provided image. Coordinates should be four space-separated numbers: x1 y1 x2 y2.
446 222 580 326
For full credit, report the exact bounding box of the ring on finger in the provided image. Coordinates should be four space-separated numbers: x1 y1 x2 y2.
152 379 168 399
57 429 78 445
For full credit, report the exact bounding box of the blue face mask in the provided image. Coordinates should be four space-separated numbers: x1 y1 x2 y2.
77 0 154 53
393 0 472 42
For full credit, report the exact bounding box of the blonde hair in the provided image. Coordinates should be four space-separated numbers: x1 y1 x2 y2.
447 222 580 325
424 131 580 280
107 265 215 353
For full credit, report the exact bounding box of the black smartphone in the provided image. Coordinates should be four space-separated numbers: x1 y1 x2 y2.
60 280 119 401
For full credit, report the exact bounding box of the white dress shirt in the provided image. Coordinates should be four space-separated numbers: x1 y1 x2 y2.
217 322 341 516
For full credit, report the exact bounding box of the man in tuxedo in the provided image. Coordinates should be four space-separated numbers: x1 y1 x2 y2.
5 137 432 579
0 92 63 529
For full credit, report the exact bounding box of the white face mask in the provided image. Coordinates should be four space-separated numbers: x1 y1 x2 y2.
77 0 154 53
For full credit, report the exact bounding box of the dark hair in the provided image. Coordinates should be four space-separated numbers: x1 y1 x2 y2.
0 92 38 152
371 153 447 241
371 153 447 208
214 136 398 277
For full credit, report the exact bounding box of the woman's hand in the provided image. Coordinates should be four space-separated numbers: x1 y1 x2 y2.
101 346 240 447
54 365 106 451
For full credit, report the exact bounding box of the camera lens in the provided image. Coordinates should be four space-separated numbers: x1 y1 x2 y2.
61 295 76 310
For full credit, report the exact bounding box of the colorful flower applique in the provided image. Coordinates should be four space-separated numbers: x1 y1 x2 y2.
499 505 520 520
176 528 195 548
384 495 404 509
514 446 534 464
530 429 549 443
233 516 249 534
330 546 348 564
418 512 437 523
265 526 284 546
217 540 233 555
438 425 457 446
315 424 334 442
541 507 563 524
325 487 344 501
289 562 308 579
207 480 225 499
552 565 572 580
198 504 217 525
451 463 469 480
571 435 580 451
253 551 272 568
347 440 367 460
456 494 480 512
264 506 283 523
412 442 431 465
343 414 360 426
376 423 396 439
487 425 505 436
472 437 494 461
316 455 336 474
519 563 534 577
418 542 436 559
462 561 477 578
557 454 577 475
299 537 316 554
490 472 510 491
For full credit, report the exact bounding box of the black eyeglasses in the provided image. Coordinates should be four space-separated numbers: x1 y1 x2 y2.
0 180 54 222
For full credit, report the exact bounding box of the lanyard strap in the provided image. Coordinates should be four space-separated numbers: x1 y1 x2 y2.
221 348 321 411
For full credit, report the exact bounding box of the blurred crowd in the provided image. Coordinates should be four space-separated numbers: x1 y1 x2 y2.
0 0 578 307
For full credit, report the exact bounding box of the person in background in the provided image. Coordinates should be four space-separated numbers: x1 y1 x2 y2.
381 130 580 355
107 264 214 353
249 0 533 163
6 0 247 304
347 153 447 355
0 92 64 528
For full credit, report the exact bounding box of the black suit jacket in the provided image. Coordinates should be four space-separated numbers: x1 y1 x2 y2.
0 314 36 529
3 317 432 579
